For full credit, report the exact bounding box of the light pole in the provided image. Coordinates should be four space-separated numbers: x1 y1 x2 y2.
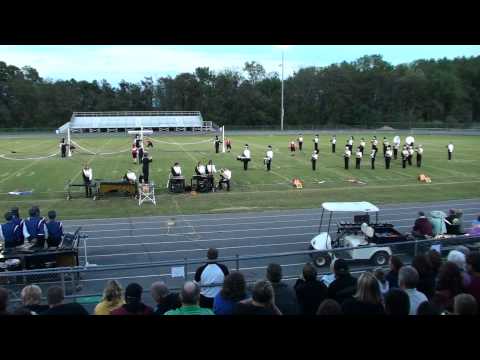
281 51 284 131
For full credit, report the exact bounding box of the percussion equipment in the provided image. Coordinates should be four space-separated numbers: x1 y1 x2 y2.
169 176 185 193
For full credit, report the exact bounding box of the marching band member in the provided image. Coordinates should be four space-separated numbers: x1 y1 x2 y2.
313 134 319 152
59 138 68 158
237 144 251 171
330 135 336 153
355 147 362 169
218 168 232 191
23 206 48 249
134 135 142 149
289 141 296 153
142 151 152 183
10 207 24 246
124 169 137 184
344 146 351 170
401 146 409 168
264 145 274 171
359 138 366 155
405 135 415 148
131 144 138 164
0 212 18 250
416 145 423 167
384 140 390 157
297 134 304 151
45 210 63 248
171 162 182 177
347 136 354 152
371 136 378 152
138 143 144 165
408 145 414 166
447 142 454 160
382 137 388 156
385 146 393 170
82 164 93 198
214 135 222 154
370 149 377 170
311 150 319 171
194 161 206 176
206 160 217 190
225 138 232 152
393 135 401 160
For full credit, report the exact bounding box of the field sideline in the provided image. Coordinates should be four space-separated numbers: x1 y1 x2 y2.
0 132 479 219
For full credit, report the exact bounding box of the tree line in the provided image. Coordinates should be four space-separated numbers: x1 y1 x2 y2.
1 54 480 129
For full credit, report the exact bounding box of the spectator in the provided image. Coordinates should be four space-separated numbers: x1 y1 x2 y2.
429 211 447 236
21 285 49 315
316 299 342 315
386 256 403 289
42 286 89 315
0 287 9 315
469 215 480 236
384 288 410 316
213 272 248 315
411 255 436 299
266 263 298 315
426 249 443 279
165 281 214 315
233 280 281 315
416 301 441 315
151 281 181 315
454 245 470 258
294 263 328 315
453 293 478 315
412 211 433 238
94 280 125 315
466 252 480 304
194 248 229 309
110 283 153 315
398 265 428 315
431 262 464 314
327 259 357 305
341 272 385 315
374 268 390 298
445 209 465 235
447 250 471 288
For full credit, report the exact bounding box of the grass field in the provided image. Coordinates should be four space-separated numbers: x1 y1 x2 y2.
0 132 479 219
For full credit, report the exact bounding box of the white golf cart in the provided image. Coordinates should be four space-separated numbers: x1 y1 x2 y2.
309 202 408 267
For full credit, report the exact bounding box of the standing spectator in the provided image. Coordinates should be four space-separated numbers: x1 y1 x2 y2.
398 266 428 315
466 252 480 304
412 211 433 238
165 281 214 315
453 294 478 315
447 250 471 288
151 281 181 315
386 256 403 289
42 286 89 315
374 268 390 298
316 299 342 315
213 272 248 315
194 248 229 309
266 263 298 315
233 280 281 315
426 250 443 279
411 255 436 299
445 209 465 235
431 262 464 314
341 272 385 315
21 285 49 315
110 283 153 315
94 280 124 315
294 263 328 315
0 288 9 315
328 259 358 305
429 211 447 236
384 288 410 316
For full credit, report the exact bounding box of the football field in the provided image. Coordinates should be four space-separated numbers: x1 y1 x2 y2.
0 132 479 219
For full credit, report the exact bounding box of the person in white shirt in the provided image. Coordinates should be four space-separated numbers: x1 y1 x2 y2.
330 135 336 153
393 135 401 160
264 145 274 171
124 170 137 184
382 137 388 156
401 146 409 168
344 146 351 170
194 162 206 176
313 135 319 152
447 142 454 160
171 162 182 177
311 150 319 171
415 145 424 167
355 147 362 169
237 145 251 170
408 146 414 166
385 146 393 169
398 266 428 315
359 138 366 155
371 136 378 152
347 136 354 152
218 168 232 191
82 164 93 198
206 160 217 191
297 134 304 151
370 149 377 170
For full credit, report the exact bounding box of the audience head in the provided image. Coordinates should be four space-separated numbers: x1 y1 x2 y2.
251 280 274 306
180 281 200 306
266 263 282 283
418 211 425 217
207 248 218 261
436 262 463 295
151 281 170 303
124 283 143 305
302 263 318 282
467 252 480 274
454 246 470 257
21 285 42 306
102 280 122 302
0 287 9 313
398 266 419 290
4 211 12 222
333 258 350 277
316 299 342 315
384 289 410 315
417 301 441 315
47 210 57 220
412 254 433 277
453 294 478 315
374 268 386 283
355 272 382 305
389 255 404 273
10 207 19 218
426 250 443 274
220 271 247 302
47 286 64 307
447 250 466 271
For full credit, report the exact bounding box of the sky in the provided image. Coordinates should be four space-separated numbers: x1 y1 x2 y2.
0 45 478 86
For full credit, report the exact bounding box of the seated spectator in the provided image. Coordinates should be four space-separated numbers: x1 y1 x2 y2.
42 286 89 315
94 280 125 315
21 285 49 315
341 272 385 315
411 255 436 299
426 249 443 279
386 256 403 289
384 288 410 316
416 301 441 315
469 215 480 236
447 250 471 288
374 268 390 298
194 248 229 309
110 283 153 315
431 262 464 314
266 263 298 315
213 271 248 315
294 263 328 315
398 266 428 315
0 287 9 315
151 281 181 315
327 259 357 305
316 299 342 315
466 252 480 304
429 211 447 236
453 293 478 315
233 280 281 315
412 211 433 238
165 281 214 315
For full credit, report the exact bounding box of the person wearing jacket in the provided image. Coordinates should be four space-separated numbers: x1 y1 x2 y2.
266 263 298 315
294 263 328 315
429 211 447 237
110 283 153 315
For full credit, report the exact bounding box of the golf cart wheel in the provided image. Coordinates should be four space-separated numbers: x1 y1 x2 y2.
371 251 390 266
313 254 331 267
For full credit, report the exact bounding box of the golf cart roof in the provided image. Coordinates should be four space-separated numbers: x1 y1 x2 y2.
321 202 379 213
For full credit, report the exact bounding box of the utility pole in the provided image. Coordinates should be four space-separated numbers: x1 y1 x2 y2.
281 51 285 131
